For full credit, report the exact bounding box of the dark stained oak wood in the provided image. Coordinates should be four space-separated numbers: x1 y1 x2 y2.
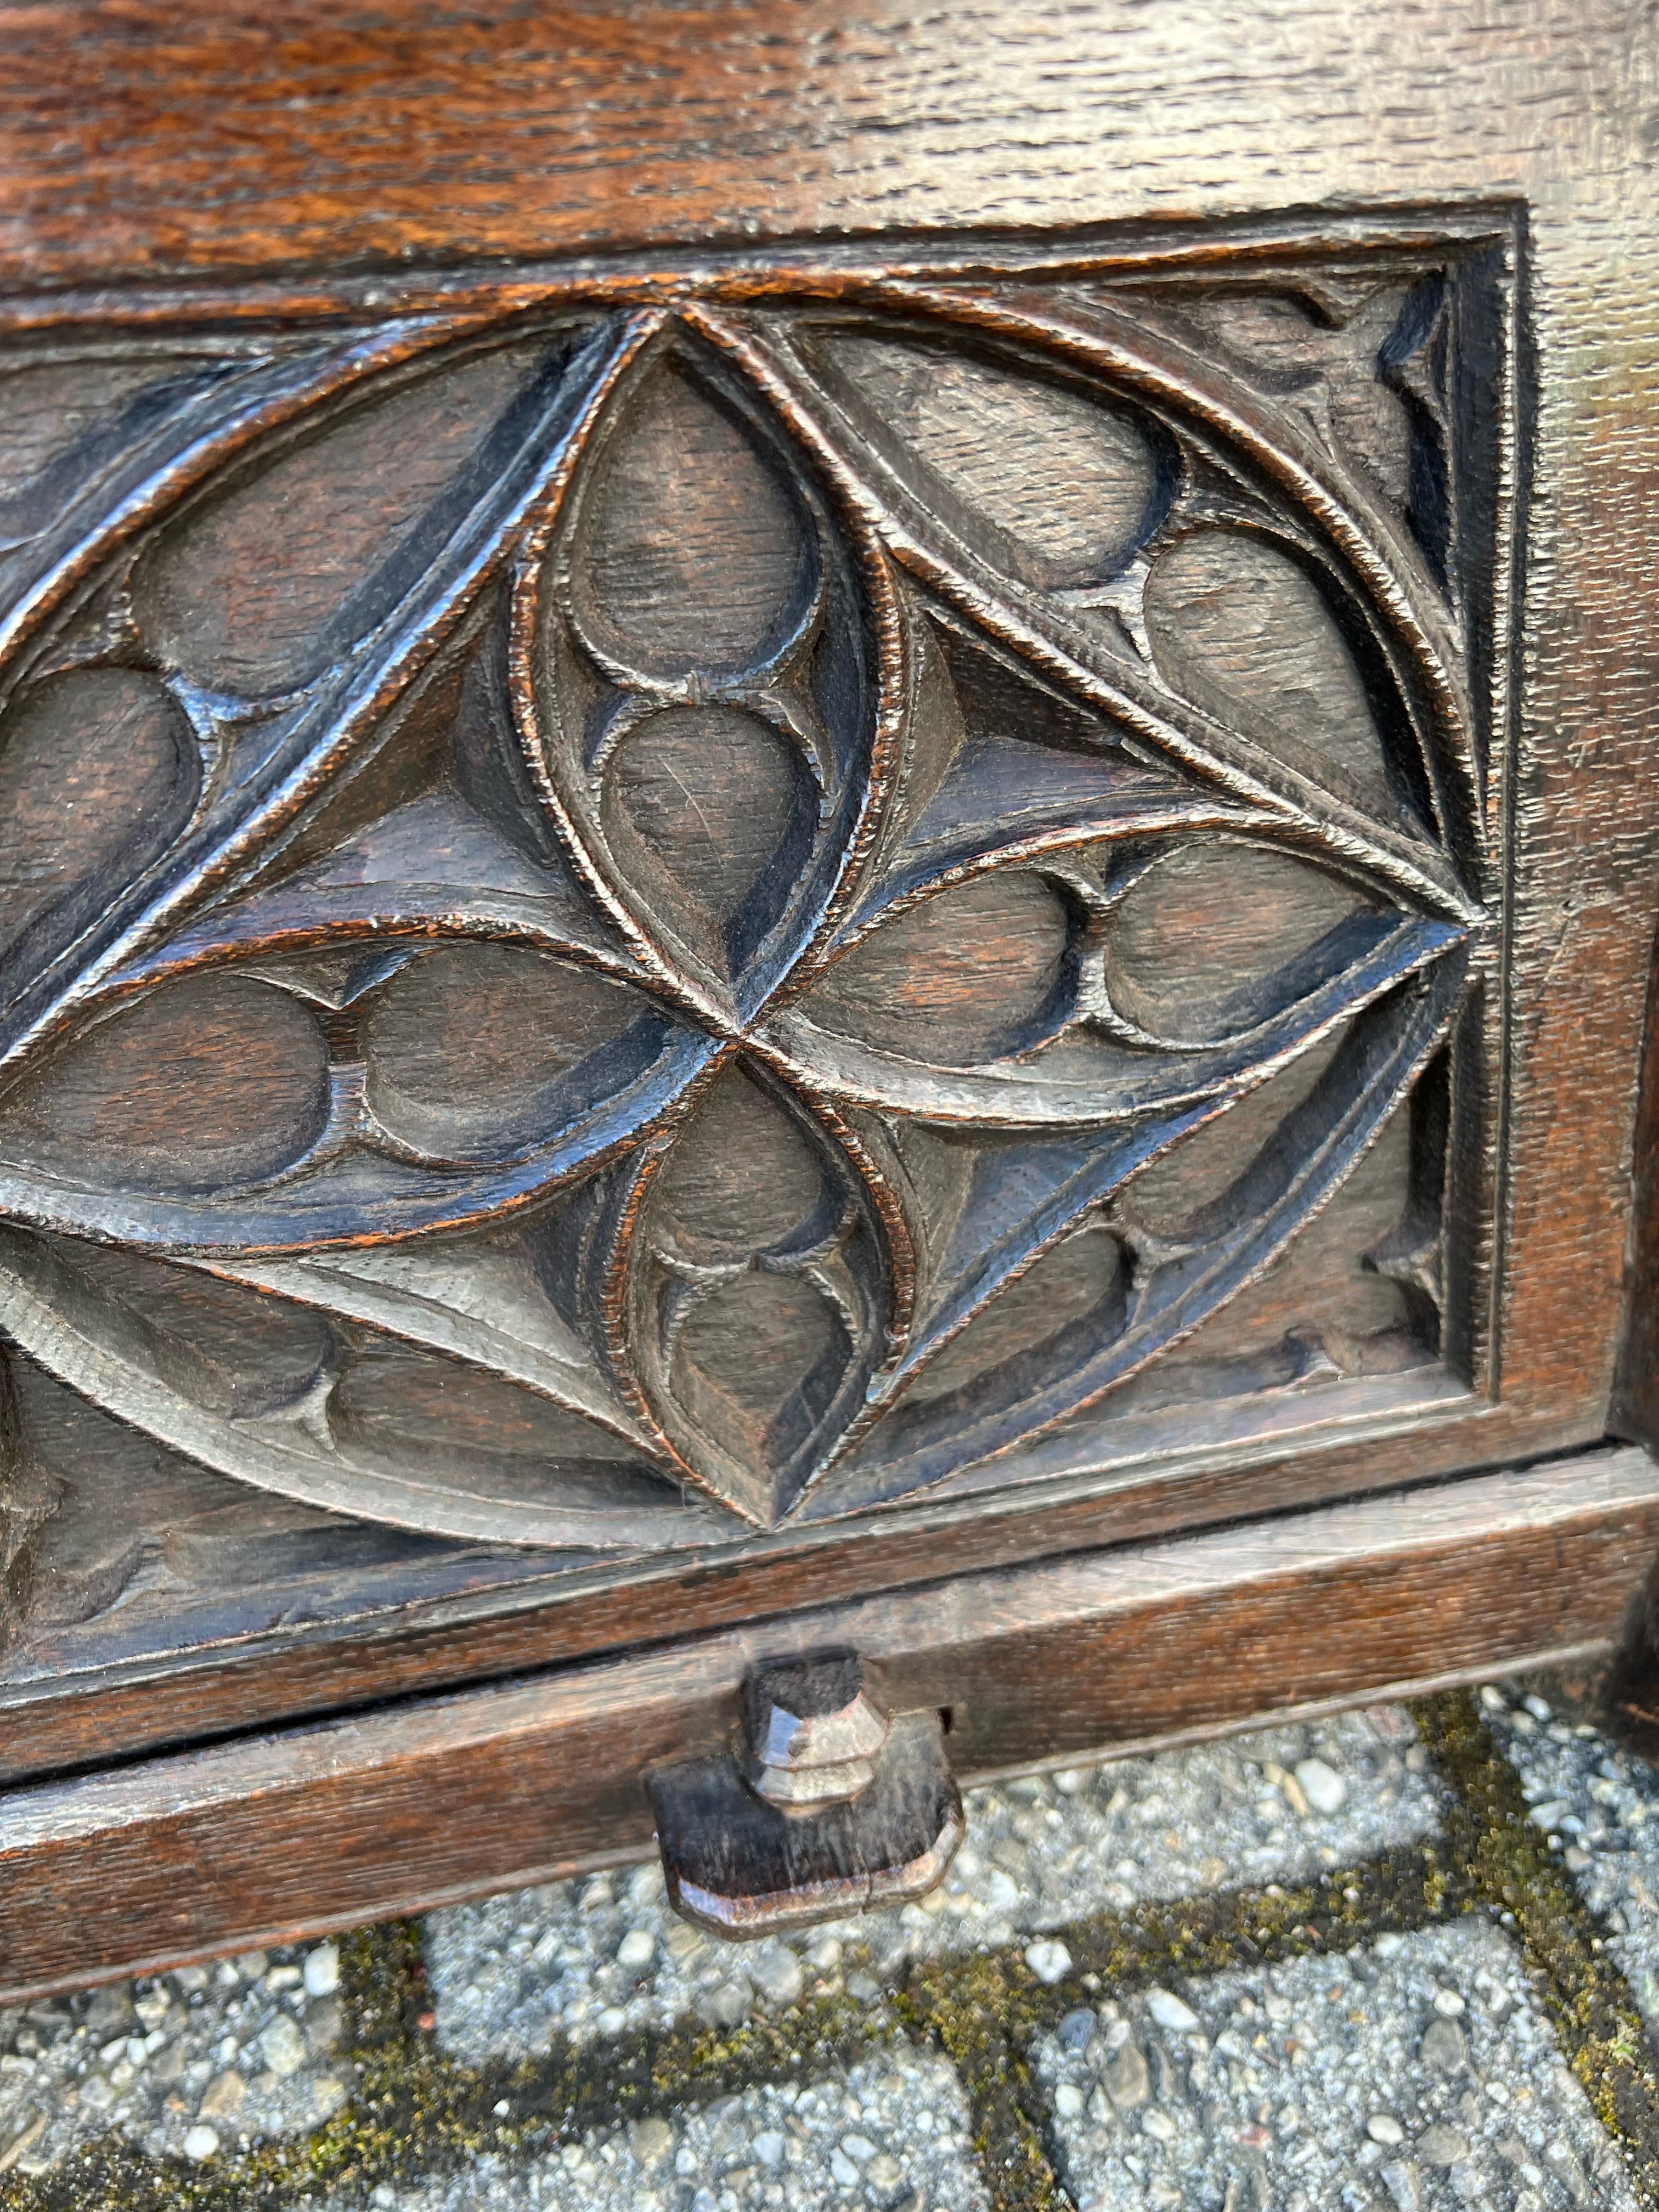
0 1443 1651 2005
0 206 1550 1649
0 1357 1587 1786
1616 915 1659 1454
0 221 1511 1553
0 3 1642 299
0 0 1655 1960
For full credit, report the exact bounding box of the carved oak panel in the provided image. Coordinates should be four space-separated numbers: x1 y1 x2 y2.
0 213 1519 1562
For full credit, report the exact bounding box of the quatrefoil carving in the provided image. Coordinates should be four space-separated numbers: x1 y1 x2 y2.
0 254 1500 1543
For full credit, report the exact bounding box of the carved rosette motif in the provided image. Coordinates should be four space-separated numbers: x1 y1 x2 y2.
0 238 1513 1546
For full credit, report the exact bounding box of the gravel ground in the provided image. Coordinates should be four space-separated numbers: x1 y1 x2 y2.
1031 1917 1635 2212
424 1707 1440 2066
332 2047 985 2212
1481 1678 1659 2036
7 1679 1657 2209
0 1940 350 2175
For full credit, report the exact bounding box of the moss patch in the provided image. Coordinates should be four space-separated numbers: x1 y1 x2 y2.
1414 1686 1659 2205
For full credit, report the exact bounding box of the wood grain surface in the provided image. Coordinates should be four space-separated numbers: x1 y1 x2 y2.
0 6 1652 1926
0 191 1548 1669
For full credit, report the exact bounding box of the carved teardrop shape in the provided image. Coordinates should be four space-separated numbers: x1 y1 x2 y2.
1143 529 1421 830
669 1271 853 1485
0 973 330 1196
904 1220 1129 1406
44 1237 335 1418
0 668 199 1009
602 705 819 980
571 359 809 681
362 945 654 1160
627 1065 881 1523
648 1063 829 1261
1105 839 1379 1043
822 333 1172 587
805 872 1072 1065
132 338 552 696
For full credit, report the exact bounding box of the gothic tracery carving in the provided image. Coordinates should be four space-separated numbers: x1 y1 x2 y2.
0 230 1514 1543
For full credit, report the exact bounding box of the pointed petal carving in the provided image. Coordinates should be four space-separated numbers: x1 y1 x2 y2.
769 905 1462 1126
611 1062 896 1527
699 307 1481 927
0 939 719 1252
0 315 652 1082
811 950 1466 1507
830 602 1276 950
0 1224 726 1547
510 329 905 1031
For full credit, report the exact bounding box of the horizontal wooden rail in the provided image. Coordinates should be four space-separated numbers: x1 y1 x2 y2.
1 1444 1655 2002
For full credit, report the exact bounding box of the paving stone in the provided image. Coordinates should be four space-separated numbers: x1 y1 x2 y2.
1480 1677 1659 2038
1031 1917 1634 2212
334 2045 985 2210
425 1706 1439 2063
0 1940 352 2174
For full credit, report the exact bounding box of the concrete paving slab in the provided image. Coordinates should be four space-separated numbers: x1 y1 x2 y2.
1032 1917 1635 2212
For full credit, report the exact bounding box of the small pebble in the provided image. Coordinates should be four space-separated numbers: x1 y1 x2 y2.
1102 2040 1150 2112
697 1979 752 2030
1025 1940 1073 1985
748 1948 804 2007
616 1929 656 1971
1417 2123 1470 2167
259 2016 307 2079
1367 2112 1406 2145
312 2075 347 2118
182 2125 219 2163
628 2117 674 2167
1381 2157 1422 2210
1146 1987 1200 2032
1294 1758 1347 1816
197 2070 246 2120
1419 2017 1466 2073
303 1944 340 1999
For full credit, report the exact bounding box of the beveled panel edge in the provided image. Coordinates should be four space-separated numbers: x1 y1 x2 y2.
0 200 1523 335
0 1376 1599 1786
